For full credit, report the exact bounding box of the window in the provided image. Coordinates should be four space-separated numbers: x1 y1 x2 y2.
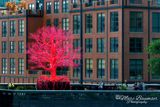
62 18 69 31
54 1 59 13
130 12 143 32
54 18 59 27
110 38 118 52
2 41 7 54
10 58 15 74
85 58 93 78
10 41 15 53
85 14 92 33
130 38 143 53
130 59 143 80
18 20 24 36
62 0 69 13
73 39 80 50
36 0 43 10
72 0 78 8
85 0 93 7
18 58 24 75
97 0 105 6
110 59 118 80
97 59 105 79
2 58 7 74
2 21 7 37
85 38 92 53
73 15 80 34
130 0 142 4
56 67 68 76
46 2 51 14
97 38 104 53
110 12 118 32
28 3 35 10
46 19 51 26
152 0 160 6
110 0 118 4
152 12 160 32
73 59 80 78
10 20 16 37
97 13 105 33
18 41 24 54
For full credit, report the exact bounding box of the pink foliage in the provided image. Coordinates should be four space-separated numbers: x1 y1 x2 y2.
27 27 79 78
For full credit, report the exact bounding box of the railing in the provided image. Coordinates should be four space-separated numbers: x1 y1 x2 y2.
0 90 160 107
0 9 43 17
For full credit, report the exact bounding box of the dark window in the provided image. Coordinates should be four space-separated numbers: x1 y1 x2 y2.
10 20 16 37
97 0 105 6
152 12 160 32
18 58 24 75
2 41 7 54
110 59 118 80
54 18 59 27
110 12 118 32
130 0 142 4
110 0 118 4
46 19 51 26
130 59 143 80
2 58 7 74
152 0 160 6
85 0 93 7
54 1 59 13
29 70 38 74
85 38 92 53
36 0 43 10
18 41 24 54
97 13 105 33
18 20 24 36
97 38 104 53
73 15 80 34
72 0 78 8
73 59 80 78
10 58 15 74
85 58 93 78
130 12 143 32
85 14 92 33
110 38 118 52
10 41 15 53
46 2 51 14
73 39 80 50
56 67 68 76
130 38 143 53
62 18 69 31
62 0 69 13
97 59 105 79
2 21 7 37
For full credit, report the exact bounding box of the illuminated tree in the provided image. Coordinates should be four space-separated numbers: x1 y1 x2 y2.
28 27 79 90
28 27 79 77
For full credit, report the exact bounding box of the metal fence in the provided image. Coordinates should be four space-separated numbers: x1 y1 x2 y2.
0 90 160 107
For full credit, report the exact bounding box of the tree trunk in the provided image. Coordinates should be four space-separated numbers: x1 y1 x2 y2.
50 67 57 78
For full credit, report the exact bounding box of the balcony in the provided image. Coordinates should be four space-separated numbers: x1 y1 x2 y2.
0 9 43 18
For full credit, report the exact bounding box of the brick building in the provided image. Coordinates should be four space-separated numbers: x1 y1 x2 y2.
0 0 160 84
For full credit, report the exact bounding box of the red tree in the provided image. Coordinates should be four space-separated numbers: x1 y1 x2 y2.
28 27 79 90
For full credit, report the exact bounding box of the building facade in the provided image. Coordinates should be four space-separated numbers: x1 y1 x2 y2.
0 0 160 84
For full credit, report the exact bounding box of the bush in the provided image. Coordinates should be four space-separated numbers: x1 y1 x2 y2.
15 86 36 90
8 83 15 90
37 75 70 90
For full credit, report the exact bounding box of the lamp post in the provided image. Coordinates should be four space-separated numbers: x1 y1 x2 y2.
147 0 152 82
80 0 83 85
